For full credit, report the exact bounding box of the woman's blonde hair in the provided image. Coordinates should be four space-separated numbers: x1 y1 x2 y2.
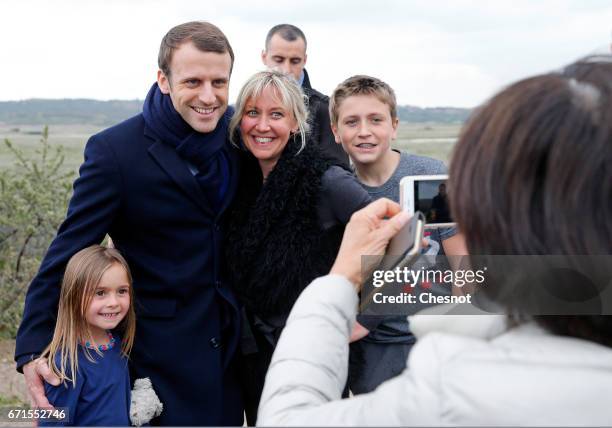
41 245 136 386
229 70 309 152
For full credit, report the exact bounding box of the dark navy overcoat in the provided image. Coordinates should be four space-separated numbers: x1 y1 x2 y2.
16 114 243 426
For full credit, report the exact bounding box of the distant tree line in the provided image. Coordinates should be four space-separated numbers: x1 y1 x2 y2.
0 99 471 127
0 99 144 126
396 105 472 124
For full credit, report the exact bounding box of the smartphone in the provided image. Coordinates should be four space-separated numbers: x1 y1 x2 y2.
379 211 425 271
361 211 425 312
400 175 455 228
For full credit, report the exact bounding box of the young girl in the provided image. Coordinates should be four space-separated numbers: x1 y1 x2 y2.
40 245 136 426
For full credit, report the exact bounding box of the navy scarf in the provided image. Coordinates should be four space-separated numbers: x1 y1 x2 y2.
142 82 232 212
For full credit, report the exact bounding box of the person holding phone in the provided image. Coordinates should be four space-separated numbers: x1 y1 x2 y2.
257 56 612 426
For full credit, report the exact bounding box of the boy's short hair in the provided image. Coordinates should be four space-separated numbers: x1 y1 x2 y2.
329 75 397 125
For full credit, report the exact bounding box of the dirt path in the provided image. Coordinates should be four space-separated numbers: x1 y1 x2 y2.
0 340 28 405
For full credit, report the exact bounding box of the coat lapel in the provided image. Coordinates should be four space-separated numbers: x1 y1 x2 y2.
146 127 214 217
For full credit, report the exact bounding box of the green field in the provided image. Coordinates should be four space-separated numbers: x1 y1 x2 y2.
393 123 459 164
0 122 461 174
0 124 100 174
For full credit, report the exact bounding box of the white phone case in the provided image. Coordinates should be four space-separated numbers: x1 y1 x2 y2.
399 174 454 228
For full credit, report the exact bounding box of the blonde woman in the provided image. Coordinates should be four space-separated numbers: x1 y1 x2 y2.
225 70 371 424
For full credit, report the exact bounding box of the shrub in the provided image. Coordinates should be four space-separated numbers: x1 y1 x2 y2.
0 127 75 338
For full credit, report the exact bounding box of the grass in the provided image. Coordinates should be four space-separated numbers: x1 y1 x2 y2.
396 123 461 140
0 124 100 174
394 123 460 164
393 139 456 164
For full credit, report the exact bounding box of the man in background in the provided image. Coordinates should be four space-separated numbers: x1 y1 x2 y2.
262 24 349 167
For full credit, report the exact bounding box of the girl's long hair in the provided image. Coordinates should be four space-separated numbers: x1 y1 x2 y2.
40 245 136 386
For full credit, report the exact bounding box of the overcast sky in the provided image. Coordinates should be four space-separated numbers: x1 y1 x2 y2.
1 0 611 107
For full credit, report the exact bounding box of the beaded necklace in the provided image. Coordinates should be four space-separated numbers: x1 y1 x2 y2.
83 330 116 351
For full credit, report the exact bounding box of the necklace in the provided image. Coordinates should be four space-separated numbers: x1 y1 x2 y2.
84 331 116 351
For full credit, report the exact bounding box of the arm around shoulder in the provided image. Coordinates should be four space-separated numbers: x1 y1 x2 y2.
41 366 84 426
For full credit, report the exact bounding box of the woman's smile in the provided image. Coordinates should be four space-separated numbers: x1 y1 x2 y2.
240 86 298 177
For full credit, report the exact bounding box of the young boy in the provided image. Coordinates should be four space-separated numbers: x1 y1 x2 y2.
329 75 465 394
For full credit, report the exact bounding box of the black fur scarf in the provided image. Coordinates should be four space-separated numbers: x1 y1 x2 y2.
225 137 345 318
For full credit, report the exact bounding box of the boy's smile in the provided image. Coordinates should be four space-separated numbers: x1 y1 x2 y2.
353 142 380 152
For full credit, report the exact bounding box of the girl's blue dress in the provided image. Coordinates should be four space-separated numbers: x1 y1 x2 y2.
41 342 130 426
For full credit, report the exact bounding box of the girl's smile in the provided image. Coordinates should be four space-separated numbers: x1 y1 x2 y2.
85 263 131 345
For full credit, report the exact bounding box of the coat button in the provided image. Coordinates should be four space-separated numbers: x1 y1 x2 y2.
209 337 220 349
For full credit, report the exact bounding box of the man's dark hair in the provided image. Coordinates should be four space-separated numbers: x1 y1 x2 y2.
449 56 612 347
265 24 307 50
158 21 234 77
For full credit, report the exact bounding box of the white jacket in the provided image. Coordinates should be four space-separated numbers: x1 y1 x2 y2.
258 275 612 426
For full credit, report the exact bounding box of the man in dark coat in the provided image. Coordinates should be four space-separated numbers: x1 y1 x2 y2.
261 24 349 168
15 21 243 426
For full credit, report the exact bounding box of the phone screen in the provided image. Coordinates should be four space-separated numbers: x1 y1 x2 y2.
413 179 453 225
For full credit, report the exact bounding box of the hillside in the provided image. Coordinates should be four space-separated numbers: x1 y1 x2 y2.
397 105 471 124
0 99 471 126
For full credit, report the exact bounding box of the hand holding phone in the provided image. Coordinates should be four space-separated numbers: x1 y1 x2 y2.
360 211 426 312
379 211 426 272
330 198 411 287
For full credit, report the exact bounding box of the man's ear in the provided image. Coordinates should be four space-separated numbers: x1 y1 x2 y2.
157 70 170 94
261 50 268 66
303 52 307 66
